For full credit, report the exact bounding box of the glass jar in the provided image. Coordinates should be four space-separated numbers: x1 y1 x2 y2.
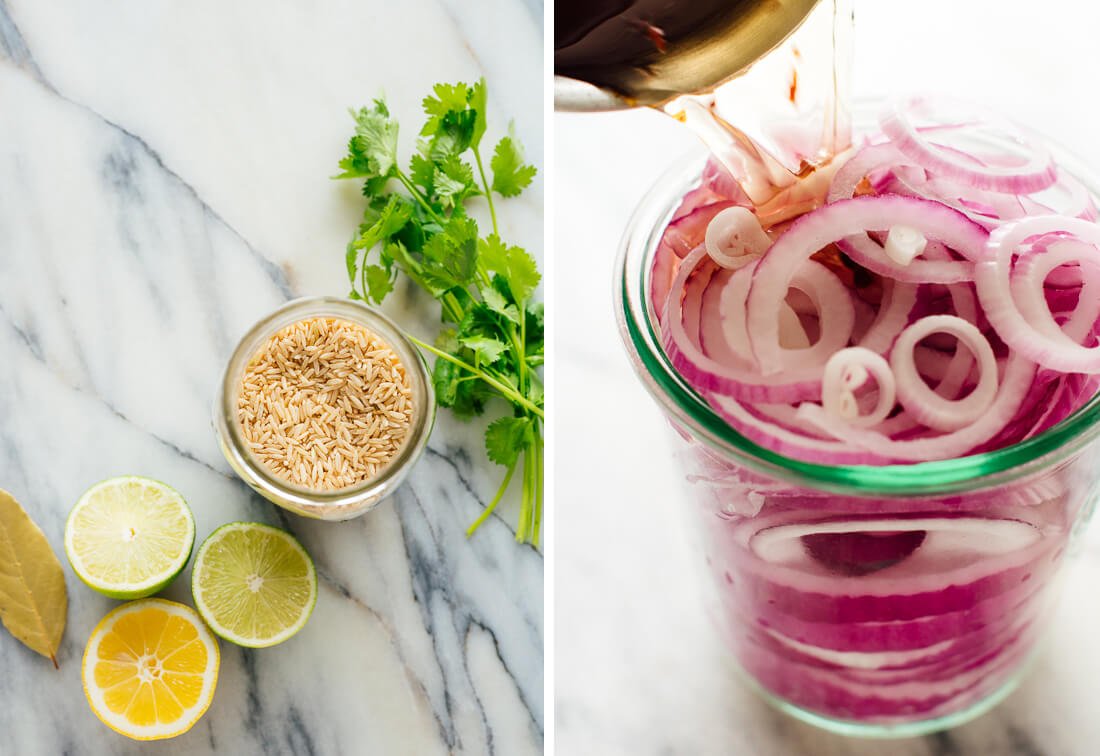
614 135 1100 736
214 296 435 521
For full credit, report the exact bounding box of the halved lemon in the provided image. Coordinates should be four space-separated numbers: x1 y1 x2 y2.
191 522 317 648
82 598 219 741
65 476 195 599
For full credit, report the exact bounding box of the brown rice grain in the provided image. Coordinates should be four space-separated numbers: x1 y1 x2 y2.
236 316 414 491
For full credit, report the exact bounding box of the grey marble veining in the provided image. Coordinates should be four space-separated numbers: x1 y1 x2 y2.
0 1 542 754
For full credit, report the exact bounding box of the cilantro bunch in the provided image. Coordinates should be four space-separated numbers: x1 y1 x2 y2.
335 80 544 546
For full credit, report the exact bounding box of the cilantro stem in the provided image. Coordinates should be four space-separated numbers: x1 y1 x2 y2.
518 303 528 393
408 335 544 419
532 430 543 546
517 442 536 543
441 291 465 324
471 147 527 401
396 171 447 226
473 149 499 235
466 459 516 537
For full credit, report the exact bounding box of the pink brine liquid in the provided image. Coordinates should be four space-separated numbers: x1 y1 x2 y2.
686 455 1078 722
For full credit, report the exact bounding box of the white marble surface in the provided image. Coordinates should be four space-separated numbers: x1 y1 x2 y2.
555 2 1100 754
0 1 542 754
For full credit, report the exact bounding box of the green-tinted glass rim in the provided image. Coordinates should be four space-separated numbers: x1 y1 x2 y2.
615 132 1100 497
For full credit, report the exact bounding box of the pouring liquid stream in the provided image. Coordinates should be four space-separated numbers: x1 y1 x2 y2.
555 0 855 224
660 0 855 227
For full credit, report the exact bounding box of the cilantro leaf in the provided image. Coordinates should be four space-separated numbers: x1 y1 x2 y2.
433 356 492 418
490 131 537 197
432 357 461 407
345 241 360 283
336 137 373 179
420 216 478 291
479 234 541 304
457 301 503 342
410 153 436 193
342 100 399 180
461 336 508 364
363 264 393 303
433 170 467 208
434 155 478 209
482 286 521 324
421 82 477 160
353 195 411 251
435 327 460 352
421 82 471 136
525 302 545 356
469 78 488 149
485 416 533 467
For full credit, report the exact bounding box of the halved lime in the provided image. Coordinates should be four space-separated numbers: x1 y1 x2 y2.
65 477 196 600
191 522 317 648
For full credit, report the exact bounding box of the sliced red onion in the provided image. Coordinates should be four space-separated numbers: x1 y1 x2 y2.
881 97 1057 194
1016 168 1095 222
795 354 1036 462
650 102 1100 474
704 206 773 269
662 201 738 259
889 167 1030 230
884 226 928 266
828 147 980 282
977 215 1100 372
663 247 825 402
828 142 906 204
726 260 856 375
890 316 999 432
747 196 989 374
1010 240 1100 344
709 261 808 364
646 103 1100 727
821 348 895 427
857 280 918 355
709 393 893 465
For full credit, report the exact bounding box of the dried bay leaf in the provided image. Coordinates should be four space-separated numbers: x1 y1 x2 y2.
0 488 67 666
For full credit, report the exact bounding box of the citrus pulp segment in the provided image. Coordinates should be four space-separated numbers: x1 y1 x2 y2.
191 522 317 648
82 598 219 741
65 476 195 599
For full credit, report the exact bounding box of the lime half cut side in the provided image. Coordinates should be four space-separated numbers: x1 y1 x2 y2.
191 522 317 648
65 476 196 600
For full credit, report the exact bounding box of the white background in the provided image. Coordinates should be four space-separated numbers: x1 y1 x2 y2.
554 2 1100 754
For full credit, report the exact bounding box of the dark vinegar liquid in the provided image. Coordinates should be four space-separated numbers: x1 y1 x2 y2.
555 0 819 106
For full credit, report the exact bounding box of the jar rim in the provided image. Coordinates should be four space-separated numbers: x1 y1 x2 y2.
216 296 435 516
614 127 1100 496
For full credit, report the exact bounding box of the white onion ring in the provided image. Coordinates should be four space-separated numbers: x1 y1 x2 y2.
704 206 772 269
881 97 1057 194
712 262 809 363
796 354 1037 462
724 260 855 375
829 145 978 283
857 280 918 355
709 393 893 465
661 246 824 402
976 215 1100 372
1010 240 1100 345
821 348 896 427
890 316 999 432
747 195 989 375
889 167 1029 230
828 142 906 203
